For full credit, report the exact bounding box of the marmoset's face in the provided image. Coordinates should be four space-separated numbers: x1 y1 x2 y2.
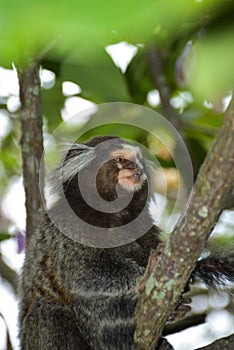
60 137 148 199
111 144 147 192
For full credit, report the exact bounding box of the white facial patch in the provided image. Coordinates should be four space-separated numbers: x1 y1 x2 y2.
111 144 146 192
122 144 144 169
111 144 144 168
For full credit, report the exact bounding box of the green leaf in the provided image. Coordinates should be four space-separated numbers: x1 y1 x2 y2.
0 233 11 242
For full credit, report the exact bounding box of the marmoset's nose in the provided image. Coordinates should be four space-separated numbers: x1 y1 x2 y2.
123 161 143 177
123 160 139 170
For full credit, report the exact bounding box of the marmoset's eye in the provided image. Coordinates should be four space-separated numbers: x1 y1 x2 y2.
115 156 125 163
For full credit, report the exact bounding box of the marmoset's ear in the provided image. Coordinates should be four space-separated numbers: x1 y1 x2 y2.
50 143 96 195
61 143 96 183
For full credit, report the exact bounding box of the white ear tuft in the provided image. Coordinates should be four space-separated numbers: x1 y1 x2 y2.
62 145 96 183
49 143 96 196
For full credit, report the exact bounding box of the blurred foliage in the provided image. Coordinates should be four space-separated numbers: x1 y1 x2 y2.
0 0 233 98
0 1 227 60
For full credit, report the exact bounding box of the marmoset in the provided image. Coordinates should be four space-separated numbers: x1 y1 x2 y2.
19 136 234 350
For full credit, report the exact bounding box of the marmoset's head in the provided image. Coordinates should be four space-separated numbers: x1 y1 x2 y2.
60 136 149 200
50 135 154 235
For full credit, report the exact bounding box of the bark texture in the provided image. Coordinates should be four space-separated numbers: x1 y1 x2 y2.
134 100 234 349
19 63 44 243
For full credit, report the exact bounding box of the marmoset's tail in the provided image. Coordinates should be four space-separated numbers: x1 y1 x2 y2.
193 253 234 289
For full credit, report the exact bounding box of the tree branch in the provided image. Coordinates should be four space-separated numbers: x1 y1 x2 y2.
134 99 234 349
18 63 44 244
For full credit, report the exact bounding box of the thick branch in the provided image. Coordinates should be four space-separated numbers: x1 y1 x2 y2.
19 63 44 244
134 100 234 349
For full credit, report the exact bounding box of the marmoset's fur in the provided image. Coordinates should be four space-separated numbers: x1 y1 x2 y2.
19 136 234 350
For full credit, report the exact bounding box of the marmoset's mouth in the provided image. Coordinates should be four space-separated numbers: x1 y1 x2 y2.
132 168 143 179
118 168 146 192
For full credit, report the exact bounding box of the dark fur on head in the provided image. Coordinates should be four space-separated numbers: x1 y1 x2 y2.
54 136 150 228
